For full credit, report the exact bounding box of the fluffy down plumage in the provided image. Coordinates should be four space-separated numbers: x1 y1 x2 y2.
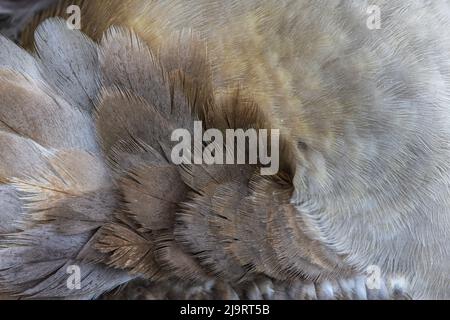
0 0 449 299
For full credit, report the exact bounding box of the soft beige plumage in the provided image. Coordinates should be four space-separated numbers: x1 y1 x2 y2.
0 0 448 299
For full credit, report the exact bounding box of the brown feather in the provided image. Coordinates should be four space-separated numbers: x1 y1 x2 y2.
120 164 186 232
95 223 165 281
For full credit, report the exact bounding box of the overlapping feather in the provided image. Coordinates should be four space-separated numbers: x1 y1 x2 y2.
0 9 431 300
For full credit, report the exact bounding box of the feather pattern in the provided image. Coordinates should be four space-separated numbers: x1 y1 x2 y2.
0 0 448 300
34 18 101 114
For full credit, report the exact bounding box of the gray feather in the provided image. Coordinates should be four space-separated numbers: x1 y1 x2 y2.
34 18 101 114
0 185 22 234
0 131 49 181
0 34 38 77
0 69 97 152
